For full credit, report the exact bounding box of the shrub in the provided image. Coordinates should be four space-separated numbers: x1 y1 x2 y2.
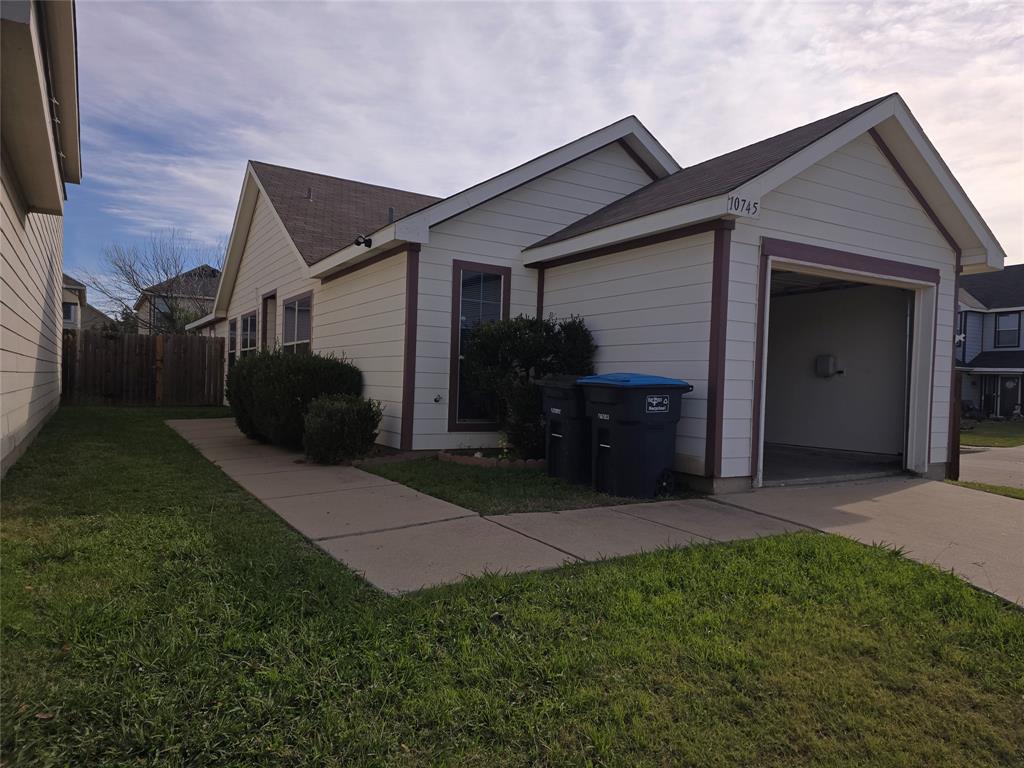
304 395 383 464
227 350 363 448
462 315 596 458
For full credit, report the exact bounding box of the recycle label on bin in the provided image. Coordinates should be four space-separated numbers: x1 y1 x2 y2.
645 394 671 413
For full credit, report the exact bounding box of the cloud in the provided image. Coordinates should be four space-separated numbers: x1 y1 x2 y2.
70 0 1023 267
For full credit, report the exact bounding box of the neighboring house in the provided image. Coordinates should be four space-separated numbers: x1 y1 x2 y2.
80 302 113 331
956 263 1024 419
1 1 82 475
62 272 87 330
134 264 221 334
191 93 1004 490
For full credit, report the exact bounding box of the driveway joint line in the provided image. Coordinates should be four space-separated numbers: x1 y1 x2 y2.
484 516 585 561
311 513 478 542
706 495 820 532
611 505 722 542
258 481 396 500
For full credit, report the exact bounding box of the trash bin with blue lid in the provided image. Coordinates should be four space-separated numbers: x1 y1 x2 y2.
577 372 693 498
540 375 591 485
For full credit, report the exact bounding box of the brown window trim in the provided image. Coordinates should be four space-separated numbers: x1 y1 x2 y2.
260 290 276 349
447 260 512 433
993 311 1020 349
280 290 314 353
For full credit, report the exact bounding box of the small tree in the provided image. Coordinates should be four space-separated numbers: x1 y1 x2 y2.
85 229 224 335
462 315 596 458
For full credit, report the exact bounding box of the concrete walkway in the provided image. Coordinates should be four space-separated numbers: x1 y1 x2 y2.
959 445 1024 489
168 418 799 593
716 477 1024 605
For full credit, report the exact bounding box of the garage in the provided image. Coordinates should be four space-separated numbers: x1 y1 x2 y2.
761 269 912 484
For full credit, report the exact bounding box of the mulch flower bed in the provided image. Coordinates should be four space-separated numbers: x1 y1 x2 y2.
438 451 545 470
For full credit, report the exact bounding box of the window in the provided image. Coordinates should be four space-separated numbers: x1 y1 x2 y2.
240 312 258 357
228 319 237 368
281 293 312 354
62 302 75 322
449 261 510 427
994 312 1020 349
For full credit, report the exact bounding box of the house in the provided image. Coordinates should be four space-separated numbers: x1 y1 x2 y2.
957 263 1023 419
62 273 87 330
191 93 1005 491
134 264 221 334
1 0 82 475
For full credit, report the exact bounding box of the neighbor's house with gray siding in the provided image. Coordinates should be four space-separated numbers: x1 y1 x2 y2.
956 263 1023 419
193 93 1005 490
1 1 81 475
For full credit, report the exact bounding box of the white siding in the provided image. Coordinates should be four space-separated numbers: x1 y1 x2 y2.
1 148 63 473
543 233 715 475
414 142 651 450
730 132 957 476
221 190 408 447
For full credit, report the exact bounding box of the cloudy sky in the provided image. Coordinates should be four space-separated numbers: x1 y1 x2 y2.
64 0 1024 275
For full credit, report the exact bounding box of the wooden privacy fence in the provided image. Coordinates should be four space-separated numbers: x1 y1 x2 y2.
62 330 225 406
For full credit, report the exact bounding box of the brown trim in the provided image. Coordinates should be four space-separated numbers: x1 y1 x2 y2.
447 259 513 433
260 290 276 349
749 246 772 479
535 266 545 318
279 290 313 351
616 138 659 181
761 237 941 284
867 128 961 257
704 225 731 478
400 249 420 451
526 218 734 271
947 255 962 480
319 242 412 284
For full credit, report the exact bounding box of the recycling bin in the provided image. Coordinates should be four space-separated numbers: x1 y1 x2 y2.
541 375 591 485
577 372 693 498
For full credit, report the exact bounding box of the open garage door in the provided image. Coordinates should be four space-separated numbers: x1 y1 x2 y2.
760 269 914 485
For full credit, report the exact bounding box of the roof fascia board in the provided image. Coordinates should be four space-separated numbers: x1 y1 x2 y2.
41 0 81 183
185 313 218 331
522 195 733 265
209 166 261 317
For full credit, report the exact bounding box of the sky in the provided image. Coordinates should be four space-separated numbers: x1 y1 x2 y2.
64 0 1024 280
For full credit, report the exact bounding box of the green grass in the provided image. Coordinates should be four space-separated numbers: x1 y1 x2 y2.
949 480 1024 501
961 420 1024 447
363 456 688 515
2 407 1023 767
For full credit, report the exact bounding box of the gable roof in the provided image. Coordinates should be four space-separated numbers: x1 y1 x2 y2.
249 161 441 267
62 272 86 289
144 264 221 299
960 263 1024 309
529 95 892 250
81 303 112 330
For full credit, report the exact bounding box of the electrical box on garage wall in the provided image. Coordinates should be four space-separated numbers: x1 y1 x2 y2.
815 354 837 378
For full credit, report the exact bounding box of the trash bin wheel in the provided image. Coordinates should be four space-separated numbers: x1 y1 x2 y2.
655 468 676 497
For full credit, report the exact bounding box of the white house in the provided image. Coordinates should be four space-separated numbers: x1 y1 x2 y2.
192 93 1005 491
956 263 1023 419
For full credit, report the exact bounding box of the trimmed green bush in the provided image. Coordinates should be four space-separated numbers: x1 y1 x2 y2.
226 350 362 448
303 395 383 464
462 315 596 458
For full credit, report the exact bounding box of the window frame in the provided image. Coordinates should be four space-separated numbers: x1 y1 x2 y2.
239 311 258 357
447 260 512 432
994 311 1020 349
280 291 313 354
228 318 237 368
62 302 75 322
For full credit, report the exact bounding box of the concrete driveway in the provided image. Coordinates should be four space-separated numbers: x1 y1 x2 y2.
959 445 1024 489
717 477 1024 605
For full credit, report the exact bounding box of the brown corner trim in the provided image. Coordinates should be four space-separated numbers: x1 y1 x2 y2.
762 237 941 284
400 249 420 451
868 128 962 258
319 242 413 284
946 254 962 479
748 245 772 479
616 138 659 181
704 225 732 478
260 290 276 349
525 218 734 271
535 266 545 319
447 259 513 433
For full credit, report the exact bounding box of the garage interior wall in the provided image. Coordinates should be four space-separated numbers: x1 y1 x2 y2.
764 283 910 455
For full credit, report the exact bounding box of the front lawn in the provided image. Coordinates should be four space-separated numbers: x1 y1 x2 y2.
363 456 685 514
949 480 1024 501
3 407 1022 767
961 419 1024 447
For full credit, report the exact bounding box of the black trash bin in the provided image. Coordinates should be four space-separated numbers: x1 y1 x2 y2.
578 372 693 498
541 375 591 485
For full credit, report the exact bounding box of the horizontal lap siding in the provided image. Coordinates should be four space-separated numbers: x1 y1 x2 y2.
544 233 715 476
730 132 957 476
414 142 651 450
223 192 406 447
1 150 63 472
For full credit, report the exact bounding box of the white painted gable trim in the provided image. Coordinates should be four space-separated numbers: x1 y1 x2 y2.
308 116 679 279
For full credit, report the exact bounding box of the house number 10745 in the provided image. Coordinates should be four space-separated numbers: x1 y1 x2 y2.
727 195 760 216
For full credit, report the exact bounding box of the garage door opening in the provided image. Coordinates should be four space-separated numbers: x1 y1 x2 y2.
761 270 912 485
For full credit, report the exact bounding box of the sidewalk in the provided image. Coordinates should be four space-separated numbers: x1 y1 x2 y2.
959 444 1024 489
168 418 799 593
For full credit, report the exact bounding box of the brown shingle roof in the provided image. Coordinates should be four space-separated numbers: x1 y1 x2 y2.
249 161 441 266
527 95 894 250
144 264 221 299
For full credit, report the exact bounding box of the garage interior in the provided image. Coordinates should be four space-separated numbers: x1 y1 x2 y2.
762 270 912 485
